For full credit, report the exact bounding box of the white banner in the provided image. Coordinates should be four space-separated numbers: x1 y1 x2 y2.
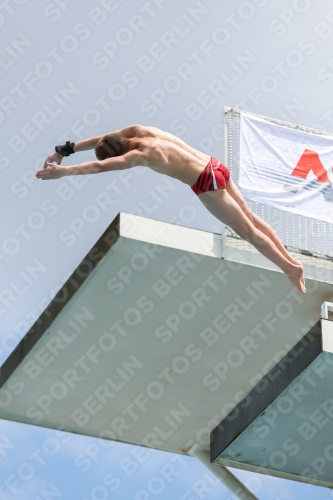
239 113 333 223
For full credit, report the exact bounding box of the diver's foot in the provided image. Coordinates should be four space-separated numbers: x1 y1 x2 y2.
286 262 306 293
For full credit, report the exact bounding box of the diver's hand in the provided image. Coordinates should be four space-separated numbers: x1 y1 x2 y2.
43 152 63 168
36 162 66 180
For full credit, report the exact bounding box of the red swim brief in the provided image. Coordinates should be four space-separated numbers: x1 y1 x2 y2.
191 157 230 195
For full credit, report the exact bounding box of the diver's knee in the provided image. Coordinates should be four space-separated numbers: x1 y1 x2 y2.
235 225 254 242
243 208 255 224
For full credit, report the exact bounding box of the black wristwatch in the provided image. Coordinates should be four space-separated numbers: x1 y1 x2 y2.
55 141 75 157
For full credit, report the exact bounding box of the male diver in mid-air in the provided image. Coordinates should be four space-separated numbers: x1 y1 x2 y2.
36 125 306 293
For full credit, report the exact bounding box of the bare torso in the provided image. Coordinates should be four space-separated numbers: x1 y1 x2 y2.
123 125 211 186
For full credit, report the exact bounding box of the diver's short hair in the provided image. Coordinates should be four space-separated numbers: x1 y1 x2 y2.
95 134 130 160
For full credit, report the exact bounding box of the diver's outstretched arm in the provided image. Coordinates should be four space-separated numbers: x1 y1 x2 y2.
42 126 141 168
36 149 144 180
43 135 104 168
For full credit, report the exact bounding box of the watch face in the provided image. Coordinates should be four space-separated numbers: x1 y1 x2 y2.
56 146 65 156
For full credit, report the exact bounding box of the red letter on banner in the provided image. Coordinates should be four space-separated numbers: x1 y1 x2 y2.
292 149 330 182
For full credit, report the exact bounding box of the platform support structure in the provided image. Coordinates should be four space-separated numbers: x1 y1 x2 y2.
191 446 258 500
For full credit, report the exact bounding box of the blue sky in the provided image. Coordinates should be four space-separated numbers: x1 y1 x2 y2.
0 418 332 500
